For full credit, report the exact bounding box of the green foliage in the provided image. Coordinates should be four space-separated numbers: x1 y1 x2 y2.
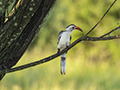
1 0 120 90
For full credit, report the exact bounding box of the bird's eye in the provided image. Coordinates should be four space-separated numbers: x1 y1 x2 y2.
72 27 74 29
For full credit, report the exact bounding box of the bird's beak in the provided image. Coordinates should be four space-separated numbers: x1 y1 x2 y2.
75 26 83 32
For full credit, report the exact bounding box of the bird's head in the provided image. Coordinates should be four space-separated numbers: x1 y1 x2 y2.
66 24 83 32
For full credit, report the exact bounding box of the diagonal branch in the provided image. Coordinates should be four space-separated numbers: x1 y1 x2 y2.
84 35 120 41
85 0 117 36
100 26 120 38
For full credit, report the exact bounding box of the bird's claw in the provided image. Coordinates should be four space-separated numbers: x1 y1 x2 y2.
57 49 60 53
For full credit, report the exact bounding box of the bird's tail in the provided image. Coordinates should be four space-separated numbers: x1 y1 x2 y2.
60 53 66 74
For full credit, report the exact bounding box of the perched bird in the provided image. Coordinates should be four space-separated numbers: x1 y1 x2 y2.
57 24 83 74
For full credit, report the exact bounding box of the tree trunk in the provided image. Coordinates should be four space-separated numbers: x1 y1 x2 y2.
0 0 56 81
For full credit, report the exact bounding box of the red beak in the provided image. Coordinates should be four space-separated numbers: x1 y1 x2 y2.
75 26 83 32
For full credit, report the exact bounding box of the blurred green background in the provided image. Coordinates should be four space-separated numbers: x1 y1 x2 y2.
0 0 120 90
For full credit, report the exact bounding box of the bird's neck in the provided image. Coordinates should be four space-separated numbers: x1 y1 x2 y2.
65 30 73 35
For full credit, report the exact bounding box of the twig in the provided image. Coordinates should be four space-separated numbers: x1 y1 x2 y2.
100 26 120 38
84 35 120 41
85 0 117 36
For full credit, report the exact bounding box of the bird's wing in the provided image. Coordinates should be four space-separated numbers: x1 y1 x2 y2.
68 35 71 44
57 30 64 44
70 35 72 41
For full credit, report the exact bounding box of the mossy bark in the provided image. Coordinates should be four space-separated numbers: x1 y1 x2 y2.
0 0 56 81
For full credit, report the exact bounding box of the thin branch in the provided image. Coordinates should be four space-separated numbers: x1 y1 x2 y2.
84 35 120 41
100 26 120 38
85 0 117 36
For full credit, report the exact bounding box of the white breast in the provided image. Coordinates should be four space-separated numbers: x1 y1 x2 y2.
57 32 71 50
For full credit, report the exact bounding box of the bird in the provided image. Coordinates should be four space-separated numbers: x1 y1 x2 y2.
57 24 83 74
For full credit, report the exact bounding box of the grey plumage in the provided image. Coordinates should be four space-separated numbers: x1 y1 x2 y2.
57 30 64 45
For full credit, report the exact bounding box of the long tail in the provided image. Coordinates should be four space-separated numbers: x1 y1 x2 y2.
61 53 66 74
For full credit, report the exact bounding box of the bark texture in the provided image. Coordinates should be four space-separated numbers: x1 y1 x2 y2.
0 0 56 81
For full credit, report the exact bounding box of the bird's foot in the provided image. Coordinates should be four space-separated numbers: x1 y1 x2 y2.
57 49 60 53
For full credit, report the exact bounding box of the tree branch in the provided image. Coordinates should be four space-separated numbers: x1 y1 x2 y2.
85 0 117 36
84 35 120 41
100 26 120 38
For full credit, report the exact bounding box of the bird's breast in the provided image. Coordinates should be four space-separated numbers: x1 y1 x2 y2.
57 32 71 50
